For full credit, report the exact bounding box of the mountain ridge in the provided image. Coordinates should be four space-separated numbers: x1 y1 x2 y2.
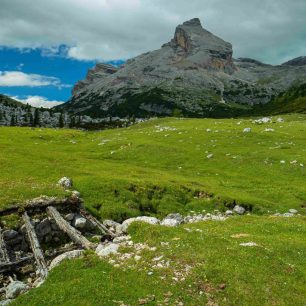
57 18 306 118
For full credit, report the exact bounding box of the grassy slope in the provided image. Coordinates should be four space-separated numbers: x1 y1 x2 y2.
254 83 306 115
1 115 306 221
13 216 306 306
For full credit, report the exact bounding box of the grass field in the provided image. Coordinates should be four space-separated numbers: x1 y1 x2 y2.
1 115 306 305
1 115 306 221
13 216 306 306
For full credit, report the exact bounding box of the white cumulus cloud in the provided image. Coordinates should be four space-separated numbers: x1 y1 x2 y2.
0 71 70 88
13 95 65 108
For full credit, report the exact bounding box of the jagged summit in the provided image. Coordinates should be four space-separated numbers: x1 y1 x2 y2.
57 18 306 118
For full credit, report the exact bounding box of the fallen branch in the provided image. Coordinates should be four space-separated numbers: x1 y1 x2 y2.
47 206 94 250
22 212 48 279
79 208 116 238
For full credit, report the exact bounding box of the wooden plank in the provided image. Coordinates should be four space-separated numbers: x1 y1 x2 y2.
0 256 33 273
0 196 81 217
47 206 94 250
79 208 116 238
22 212 48 279
0 227 10 263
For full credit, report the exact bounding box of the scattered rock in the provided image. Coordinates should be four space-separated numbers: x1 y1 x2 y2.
289 209 298 214
121 216 160 233
161 213 183 227
0 300 11 306
243 128 251 133
49 250 84 270
277 118 284 123
225 210 233 216
65 213 75 221
239 242 258 247
206 154 214 159
96 243 119 257
5 281 28 299
233 205 245 215
73 216 87 229
57 177 73 188
36 218 51 236
71 190 80 198
2 230 18 240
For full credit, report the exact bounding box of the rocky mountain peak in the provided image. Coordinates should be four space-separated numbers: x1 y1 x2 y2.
168 18 235 72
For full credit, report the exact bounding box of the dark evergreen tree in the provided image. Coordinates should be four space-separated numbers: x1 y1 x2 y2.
69 116 76 128
59 112 64 128
10 115 15 126
33 109 40 127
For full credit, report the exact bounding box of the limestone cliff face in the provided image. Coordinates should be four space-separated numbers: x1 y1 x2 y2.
58 18 306 118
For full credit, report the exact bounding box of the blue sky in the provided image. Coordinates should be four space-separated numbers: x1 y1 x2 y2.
0 46 123 107
0 47 95 104
0 0 305 107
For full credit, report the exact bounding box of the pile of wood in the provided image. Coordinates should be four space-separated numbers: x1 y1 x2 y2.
0 196 115 281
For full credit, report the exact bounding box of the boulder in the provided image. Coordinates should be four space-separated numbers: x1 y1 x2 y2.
96 243 119 257
161 213 183 227
225 210 233 216
73 216 87 229
36 218 51 236
289 209 298 214
233 205 245 215
49 250 84 270
3 230 18 240
0 300 11 306
57 177 73 188
5 281 28 299
65 213 75 221
121 216 160 233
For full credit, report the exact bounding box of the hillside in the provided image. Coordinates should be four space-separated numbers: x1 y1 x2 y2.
0 115 306 305
12 216 306 306
254 83 306 115
0 115 305 218
57 18 306 118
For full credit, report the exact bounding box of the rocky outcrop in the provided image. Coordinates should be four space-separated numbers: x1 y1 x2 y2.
57 18 306 118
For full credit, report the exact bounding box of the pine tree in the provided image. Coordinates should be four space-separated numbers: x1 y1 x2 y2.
69 116 76 128
59 112 64 128
10 115 15 126
33 109 40 127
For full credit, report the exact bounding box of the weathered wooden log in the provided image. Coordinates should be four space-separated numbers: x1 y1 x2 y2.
47 206 94 250
0 256 33 273
79 208 116 238
0 227 10 263
0 196 81 217
22 212 48 279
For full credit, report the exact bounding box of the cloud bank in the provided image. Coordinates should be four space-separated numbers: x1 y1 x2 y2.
14 95 64 108
0 0 305 64
0 71 70 88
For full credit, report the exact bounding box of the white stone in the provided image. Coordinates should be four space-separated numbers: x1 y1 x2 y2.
240 242 258 247
73 216 87 229
5 281 28 299
243 128 251 133
233 205 245 215
225 210 233 216
95 243 119 257
288 209 298 214
161 213 183 227
121 216 160 233
49 250 84 270
206 154 214 159
57 177 73 188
